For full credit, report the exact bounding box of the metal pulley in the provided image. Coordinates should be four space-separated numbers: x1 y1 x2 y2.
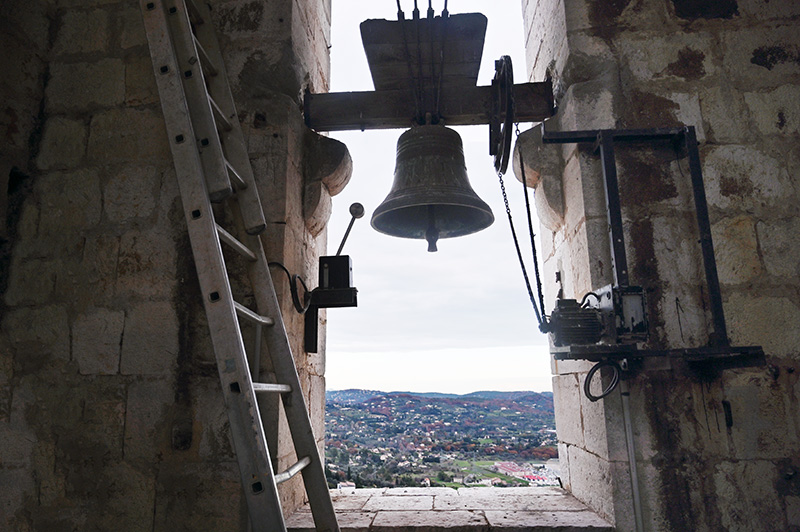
371 124 494 252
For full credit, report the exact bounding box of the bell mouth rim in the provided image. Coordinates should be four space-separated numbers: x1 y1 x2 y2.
371 200 495 240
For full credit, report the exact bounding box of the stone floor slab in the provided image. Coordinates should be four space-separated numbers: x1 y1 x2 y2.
371 510 489 531
287 487 613 532
362 494 434 511
434 493 589 511
286 510 376 532
484 510 614 530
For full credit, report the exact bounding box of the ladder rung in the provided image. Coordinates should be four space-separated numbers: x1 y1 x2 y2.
253 382 292 394
225 159 248 190
275 456 311 485
208 94 233 132
234 301 275 327
192 34 218 76
216 224 257 261
186 0 204 25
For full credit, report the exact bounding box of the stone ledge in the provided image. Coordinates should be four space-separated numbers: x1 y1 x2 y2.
286 487 614 531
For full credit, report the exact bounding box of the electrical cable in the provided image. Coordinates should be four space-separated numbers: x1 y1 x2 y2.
584 359 621 402
518 137 547 319
579 291 600 307
267 262 311 313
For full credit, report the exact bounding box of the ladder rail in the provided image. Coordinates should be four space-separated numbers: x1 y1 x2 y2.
186 0 267 236
242 228 339 529
140 2 286 530
141 1 340 531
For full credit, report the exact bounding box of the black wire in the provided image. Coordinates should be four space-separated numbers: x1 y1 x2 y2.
268 262 311 313
518 142 547 318
584 360 621 402
580 292 600 307
497 170 543 326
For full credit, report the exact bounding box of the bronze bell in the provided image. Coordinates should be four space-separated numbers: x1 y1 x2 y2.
371 124 494 252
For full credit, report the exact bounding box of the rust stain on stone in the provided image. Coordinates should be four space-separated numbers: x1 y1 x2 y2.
719 174 754 198
672 0 738 20
589 0 632 39
618 150 679 206
627 218 667 345
777 111 787 130
621 90 681 129
215 1 265 33
751 45 800 70
664 48 706 80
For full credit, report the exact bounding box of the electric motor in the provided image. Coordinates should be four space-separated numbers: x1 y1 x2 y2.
548 298 604 347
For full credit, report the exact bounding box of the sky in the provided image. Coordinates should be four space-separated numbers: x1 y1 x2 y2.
323 1 552 394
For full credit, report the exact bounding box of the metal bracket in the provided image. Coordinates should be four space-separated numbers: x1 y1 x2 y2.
542 125 763 374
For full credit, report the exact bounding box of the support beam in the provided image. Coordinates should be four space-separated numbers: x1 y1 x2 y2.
304 81 554 132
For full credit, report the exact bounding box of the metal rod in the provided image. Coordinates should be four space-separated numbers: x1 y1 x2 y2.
234 301 275 327
216 224 257 261
598 132 630 287
275 456 312 484
542 127 684 145
253 383 292 394
620 378 645 532
336 203 365 256
684 126 729 346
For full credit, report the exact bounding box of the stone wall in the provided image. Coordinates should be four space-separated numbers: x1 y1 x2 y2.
518 0 800 530
0 0 338 529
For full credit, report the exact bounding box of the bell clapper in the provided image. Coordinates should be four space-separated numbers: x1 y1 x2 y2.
426 204 439 252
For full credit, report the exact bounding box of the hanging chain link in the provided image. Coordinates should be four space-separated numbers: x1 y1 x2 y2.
497 130 544 327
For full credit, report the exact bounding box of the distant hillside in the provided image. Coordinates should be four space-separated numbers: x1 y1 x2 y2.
327 389 554 410
325 389 385 404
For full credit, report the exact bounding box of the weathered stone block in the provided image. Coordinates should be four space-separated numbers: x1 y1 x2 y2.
115 228 178 299
124 379 173 461
103 165 159 223
711 215 762 284
120 301 179 375
744 84 800 136
91 462 155 532
725 293 800 356
37 169 102 237
2 306 70 361
46 60 125 112
702 144 794 212
714 460 787 531
553 373 584 447
125 55 159 106
0 0 51 51
756 218 800 278
724 369 799 459
72 308 124 375
616 31 717 83
0 469 35 530
3 258 57 306
53 9 109 56
88 108 170 164
787 495 800 528
721 24 800 89
192 377 235 460
566 445 616 524
119 4 148 50
35 116 87 170
0 426 35 467
700 86 752 143
153 462 245 532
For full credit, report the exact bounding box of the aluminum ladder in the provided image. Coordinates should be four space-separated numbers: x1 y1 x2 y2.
140 1 339 530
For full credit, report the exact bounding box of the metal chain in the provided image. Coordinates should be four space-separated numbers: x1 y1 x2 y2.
497 166 544 326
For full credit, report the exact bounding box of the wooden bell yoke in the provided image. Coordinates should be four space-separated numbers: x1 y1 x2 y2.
303 11 555 170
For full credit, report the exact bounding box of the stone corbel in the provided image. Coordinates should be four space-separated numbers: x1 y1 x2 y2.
512 124 565 232
302 132 353 236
